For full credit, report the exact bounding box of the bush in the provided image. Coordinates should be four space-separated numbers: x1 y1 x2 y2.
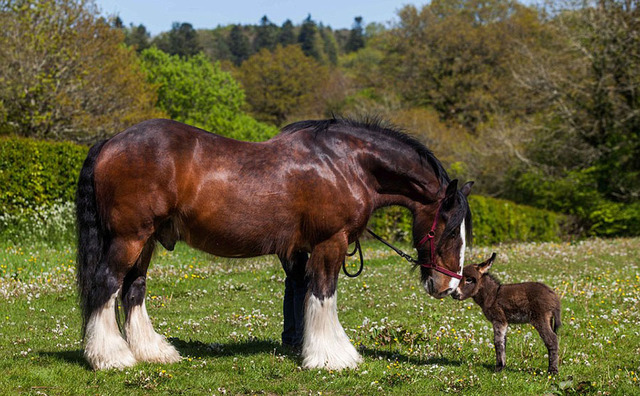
0 137 87 212
506 167 640 237
468 196 564 246
368 196 565 246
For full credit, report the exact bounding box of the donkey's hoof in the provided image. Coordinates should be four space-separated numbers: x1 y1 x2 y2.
494 365 505 373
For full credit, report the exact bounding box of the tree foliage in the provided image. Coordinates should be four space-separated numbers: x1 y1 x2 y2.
236 45 330 125
298 15 322 61
383 0 544 132
228 24 252 65
515 0 640 201
278 19 296 46
253 15 278 52
123 23 151 52
345 16 365 53
139 47 277 141
154 22 202 58
0 0 162 142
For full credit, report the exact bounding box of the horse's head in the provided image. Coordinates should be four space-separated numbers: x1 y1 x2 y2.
414 179 473 299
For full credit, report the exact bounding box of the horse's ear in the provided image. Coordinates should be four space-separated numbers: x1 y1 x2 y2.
445 179 458 198
460 181 474 197
477 252 496 274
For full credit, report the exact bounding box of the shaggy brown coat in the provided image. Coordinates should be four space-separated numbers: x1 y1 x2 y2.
452 253 561 374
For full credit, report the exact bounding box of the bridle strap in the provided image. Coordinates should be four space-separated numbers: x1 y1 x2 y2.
345 201 463 280
416 201 463 280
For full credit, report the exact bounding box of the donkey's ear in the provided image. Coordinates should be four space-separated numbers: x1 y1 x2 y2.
460 181 474 197
477 252 497 274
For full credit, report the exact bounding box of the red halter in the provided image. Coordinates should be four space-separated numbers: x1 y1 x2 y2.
416 202 463 280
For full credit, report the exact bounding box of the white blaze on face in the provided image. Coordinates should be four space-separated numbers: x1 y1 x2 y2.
448 219 466 291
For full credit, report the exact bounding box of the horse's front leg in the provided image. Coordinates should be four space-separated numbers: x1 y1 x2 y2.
302 235 363 370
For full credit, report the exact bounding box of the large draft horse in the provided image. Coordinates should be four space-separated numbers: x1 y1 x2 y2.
76 118 472 370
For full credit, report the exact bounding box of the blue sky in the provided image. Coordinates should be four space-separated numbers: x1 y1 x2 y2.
96 0 413 35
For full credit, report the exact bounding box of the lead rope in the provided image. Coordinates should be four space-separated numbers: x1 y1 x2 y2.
342 239 364 277
342 229 418 278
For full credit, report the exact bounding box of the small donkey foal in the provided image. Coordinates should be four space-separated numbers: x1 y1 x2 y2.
451 253 561 374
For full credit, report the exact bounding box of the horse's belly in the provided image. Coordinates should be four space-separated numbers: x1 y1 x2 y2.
178 208 297 258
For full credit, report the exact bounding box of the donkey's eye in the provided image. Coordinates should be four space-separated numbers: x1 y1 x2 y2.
465 277 475 284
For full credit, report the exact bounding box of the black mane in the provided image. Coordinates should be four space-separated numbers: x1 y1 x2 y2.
280 117 450 186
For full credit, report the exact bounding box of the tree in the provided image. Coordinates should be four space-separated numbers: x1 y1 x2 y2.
278 19 296 46
139 47 276 141
0 0 162 142
512 0 640 204
228 24 252 65
382 0 544 132
237 45 329 125
345 16 365 53
253 15 278 52
320 25 338 65
298 15 321 61
154 22 201 57
124 23 151 52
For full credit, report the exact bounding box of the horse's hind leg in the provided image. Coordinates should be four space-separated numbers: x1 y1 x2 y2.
302 236 362 370
83 238 142 370
122 240 180 364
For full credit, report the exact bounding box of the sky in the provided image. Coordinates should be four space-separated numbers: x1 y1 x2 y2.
95 0 428 35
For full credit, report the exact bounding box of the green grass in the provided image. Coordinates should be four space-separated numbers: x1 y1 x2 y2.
1 238 639 395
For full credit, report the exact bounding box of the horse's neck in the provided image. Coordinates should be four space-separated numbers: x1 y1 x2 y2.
364 150 440 210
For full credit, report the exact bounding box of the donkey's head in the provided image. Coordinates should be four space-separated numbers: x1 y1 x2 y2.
451 252 497 300
415 180 473 299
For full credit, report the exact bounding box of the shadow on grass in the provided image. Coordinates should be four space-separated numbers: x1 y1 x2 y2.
360 346 463 367
38 341 462 369
38 349 91 368
169 337 301 360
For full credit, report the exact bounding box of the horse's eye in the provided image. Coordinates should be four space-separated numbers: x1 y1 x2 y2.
465 277 474 284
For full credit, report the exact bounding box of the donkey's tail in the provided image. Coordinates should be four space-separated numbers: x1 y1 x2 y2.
75 139 109 337
552 305 562 334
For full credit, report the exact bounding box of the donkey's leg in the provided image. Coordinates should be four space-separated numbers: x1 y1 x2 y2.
493 322 508 372
122 240 180 364
533 316 559 374
83 238 142 370
302 237 362 370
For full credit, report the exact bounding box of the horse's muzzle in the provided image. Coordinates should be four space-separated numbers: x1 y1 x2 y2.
425 278 453 299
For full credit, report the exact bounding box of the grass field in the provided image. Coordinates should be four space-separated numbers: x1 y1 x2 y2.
1 238 639 395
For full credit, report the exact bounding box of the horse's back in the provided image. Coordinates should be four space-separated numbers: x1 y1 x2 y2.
93 120 249 239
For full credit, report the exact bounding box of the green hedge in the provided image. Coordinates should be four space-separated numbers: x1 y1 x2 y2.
0 137 88 213
368 196 565 246
468 195 564 245
1 136 565 246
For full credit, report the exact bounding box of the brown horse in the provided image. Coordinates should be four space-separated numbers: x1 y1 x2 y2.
76 118 473 370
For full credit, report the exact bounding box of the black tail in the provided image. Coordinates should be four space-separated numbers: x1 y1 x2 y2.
76 139 109 337
552 305 562 334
